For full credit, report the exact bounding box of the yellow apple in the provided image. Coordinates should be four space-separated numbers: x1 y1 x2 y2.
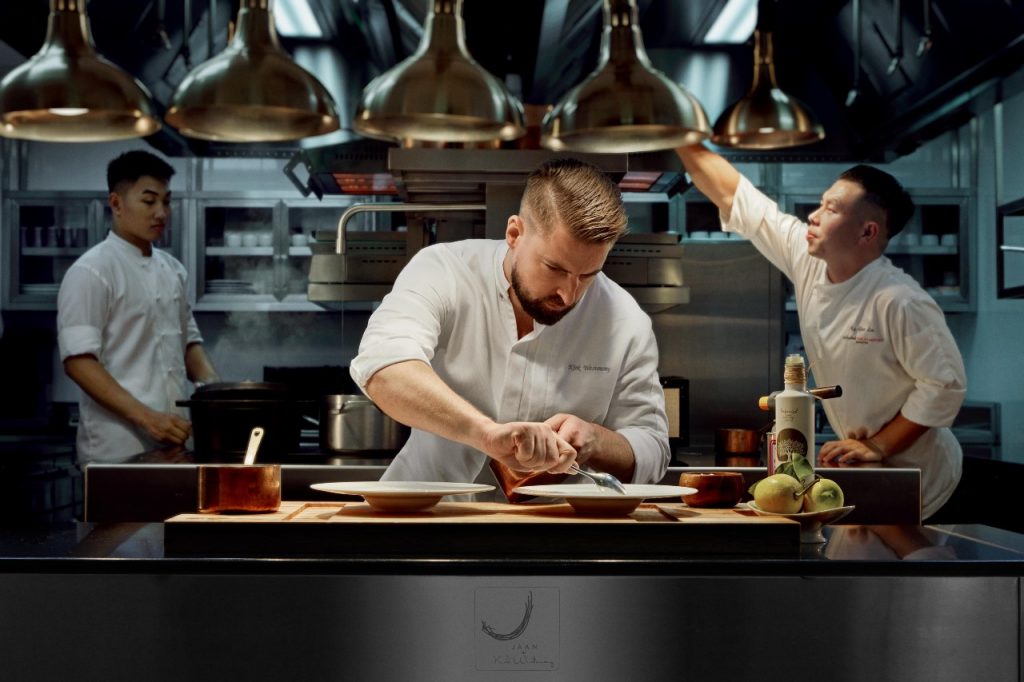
803 478 844 512
753 474 803 514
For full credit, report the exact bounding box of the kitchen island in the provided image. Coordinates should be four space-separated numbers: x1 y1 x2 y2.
1 497 1022 681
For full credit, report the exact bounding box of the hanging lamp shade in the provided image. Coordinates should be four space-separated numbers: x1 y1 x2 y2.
165 0 339 142
541 0 710 153
0 0 160 142
353 0 525 143
711 29 825 149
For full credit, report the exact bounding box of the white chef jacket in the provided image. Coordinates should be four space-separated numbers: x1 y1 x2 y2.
724 176 966 517
350 239 670 495
57 231 203 466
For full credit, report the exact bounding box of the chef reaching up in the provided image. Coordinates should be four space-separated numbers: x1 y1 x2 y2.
350 158 670 497
675 143 966 519
58 151 219 467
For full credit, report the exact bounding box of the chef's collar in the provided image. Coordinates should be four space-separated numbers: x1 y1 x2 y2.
817 255 886 298
494 240 511 301
106 230 152 262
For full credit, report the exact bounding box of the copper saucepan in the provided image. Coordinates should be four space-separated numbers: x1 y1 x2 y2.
715 428 761 454
714 427 767 466
197 427 281 512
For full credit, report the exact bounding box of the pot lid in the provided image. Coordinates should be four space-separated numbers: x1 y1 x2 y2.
191 381 292 401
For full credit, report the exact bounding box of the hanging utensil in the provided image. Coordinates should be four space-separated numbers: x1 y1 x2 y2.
846 0 862 107
243 427 265 466
917 0 933 56
887 0 904 75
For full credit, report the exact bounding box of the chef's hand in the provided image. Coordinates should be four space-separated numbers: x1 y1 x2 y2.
136 408 193 446
544 413 601 465
482 421 576 474
819 427 886 465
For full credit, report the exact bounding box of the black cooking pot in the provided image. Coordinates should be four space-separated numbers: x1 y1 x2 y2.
177 381 301 462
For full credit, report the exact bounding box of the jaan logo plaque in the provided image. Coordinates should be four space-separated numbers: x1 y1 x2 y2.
475 587 559 671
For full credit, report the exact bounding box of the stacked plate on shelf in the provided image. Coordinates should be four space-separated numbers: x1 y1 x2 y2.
21 283 60 295
206 279 257 295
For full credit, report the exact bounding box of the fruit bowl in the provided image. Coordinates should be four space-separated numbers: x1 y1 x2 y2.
745 502 855 543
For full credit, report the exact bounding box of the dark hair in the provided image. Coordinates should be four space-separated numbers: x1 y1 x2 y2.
107 150 175 193
521 158 627 243
838 164 914 237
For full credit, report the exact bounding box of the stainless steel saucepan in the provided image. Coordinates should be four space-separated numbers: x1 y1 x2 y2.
318 394 410 454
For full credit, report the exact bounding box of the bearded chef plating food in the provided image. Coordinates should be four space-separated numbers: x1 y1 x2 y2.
349 158 670 499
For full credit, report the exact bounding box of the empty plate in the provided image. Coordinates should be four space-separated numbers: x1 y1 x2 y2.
512 483 696 516
310 481 495 513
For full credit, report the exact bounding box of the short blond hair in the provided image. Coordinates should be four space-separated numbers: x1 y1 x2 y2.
520 158 627 243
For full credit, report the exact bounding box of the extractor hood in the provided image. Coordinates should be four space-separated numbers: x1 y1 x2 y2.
305 146 691 312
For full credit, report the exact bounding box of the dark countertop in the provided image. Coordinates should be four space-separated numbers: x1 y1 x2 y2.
1 518 1022 576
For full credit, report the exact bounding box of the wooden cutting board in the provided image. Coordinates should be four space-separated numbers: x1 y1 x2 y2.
164 501 800 558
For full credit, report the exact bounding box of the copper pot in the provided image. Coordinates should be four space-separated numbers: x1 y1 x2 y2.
715 428 761 454
197 464 281 513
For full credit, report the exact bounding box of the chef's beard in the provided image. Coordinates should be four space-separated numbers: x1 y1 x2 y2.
509 262 576 326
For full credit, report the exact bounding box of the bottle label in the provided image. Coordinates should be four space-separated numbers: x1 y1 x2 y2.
776 427 809 464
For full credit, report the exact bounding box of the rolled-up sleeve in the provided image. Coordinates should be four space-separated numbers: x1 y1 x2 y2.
606 318 671 484
350 247 452 390
57 263 107 361
892 297 967 427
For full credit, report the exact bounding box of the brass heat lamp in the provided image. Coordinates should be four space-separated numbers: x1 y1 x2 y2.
541 0 711 153
0 0 161 142
166 0 339 142
711 28 825 149
353 0 525 144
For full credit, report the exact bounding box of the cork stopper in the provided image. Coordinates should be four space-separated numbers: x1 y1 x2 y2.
783 353 806 385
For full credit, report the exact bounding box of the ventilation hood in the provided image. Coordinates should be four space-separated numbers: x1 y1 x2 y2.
304 146 692 311
2 1 1024 161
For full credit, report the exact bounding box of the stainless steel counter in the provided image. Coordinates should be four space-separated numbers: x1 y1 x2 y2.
1 520 1022 682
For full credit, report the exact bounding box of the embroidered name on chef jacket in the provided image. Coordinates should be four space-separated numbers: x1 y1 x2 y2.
567 363 611 373
841 325 884 344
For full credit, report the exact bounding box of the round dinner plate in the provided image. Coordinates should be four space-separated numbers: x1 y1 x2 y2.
513 483 697 516
310 481 495 513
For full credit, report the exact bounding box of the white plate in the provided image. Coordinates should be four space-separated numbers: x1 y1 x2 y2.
745 502 855 543
310 481 495 513
513 483 697 516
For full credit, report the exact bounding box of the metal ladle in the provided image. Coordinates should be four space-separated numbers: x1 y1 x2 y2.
570 464 627 495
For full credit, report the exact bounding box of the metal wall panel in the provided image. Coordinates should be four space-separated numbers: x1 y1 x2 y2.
0 573 1016 682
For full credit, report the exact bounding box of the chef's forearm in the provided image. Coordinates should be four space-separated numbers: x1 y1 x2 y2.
364 360 494 449
63 355 154 428
867 412 930 458
185 343 219 384
584 426 636 482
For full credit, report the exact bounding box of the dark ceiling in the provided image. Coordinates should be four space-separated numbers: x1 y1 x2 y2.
2 0 1024 162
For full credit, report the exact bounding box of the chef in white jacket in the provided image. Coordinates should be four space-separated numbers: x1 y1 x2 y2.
675 144 966 519
350 158 670 494
58 151 218 466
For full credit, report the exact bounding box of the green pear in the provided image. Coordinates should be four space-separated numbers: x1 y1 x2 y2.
803 478 844 512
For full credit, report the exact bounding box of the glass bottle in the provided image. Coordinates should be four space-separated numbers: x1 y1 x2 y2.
770 354 816 475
